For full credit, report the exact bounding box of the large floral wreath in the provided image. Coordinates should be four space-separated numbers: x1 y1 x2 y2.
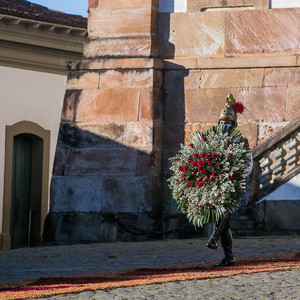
168 124 251 227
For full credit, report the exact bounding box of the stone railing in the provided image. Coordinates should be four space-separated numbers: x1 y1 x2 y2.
251 116 300 202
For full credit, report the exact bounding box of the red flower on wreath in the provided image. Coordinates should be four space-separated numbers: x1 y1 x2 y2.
207 161 212 166
192 161 197 167
212 171 218 177
212 152 217 159
189 143 194 148
178 166 183 171
200 152 205 158
228 153 233 158
183 165 188 171
229 174 237 180
202 136 206 142
218 192 222 197
193 153 198 158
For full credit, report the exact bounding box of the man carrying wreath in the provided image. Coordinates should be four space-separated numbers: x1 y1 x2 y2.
205 94 253 267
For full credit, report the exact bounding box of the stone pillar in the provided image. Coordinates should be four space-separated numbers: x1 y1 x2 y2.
44 0 164 244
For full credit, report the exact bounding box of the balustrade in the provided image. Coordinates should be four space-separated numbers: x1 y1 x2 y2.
252 116 300 201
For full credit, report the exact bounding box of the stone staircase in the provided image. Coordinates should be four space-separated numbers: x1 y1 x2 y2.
232 116 300 237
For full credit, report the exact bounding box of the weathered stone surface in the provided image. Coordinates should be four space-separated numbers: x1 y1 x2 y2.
163 122 186 148
75 58 163 70
265 200 300 231
185 88 233 123
61 90 81 123
89 0 98 9
101 176 152 213
139 87 152 121
163 89 185 123
163 59 197 69
65 148 137 175
139 88 164 121
136 149 153 176
57 123 126 148
187 0 268 11
44 212 117 243
237 122 258 148
125 121 153 148
185 70 201 89
50 175 103 212
258 122 288 143
83 37 154 58
153 88 164 120
286 85 300 121
76 89 140 122
153 69 163 88
66 71 99 89
159 12 226 58
153 120 163 148
52 147 66 176
100 69 153 89
236 87 286 122
88 7 155 38
197 56 297 69
163 149 179 176
98 0 156 9
200 69 264 89
164 70 189 91
226 9 300 56
263 68 300 87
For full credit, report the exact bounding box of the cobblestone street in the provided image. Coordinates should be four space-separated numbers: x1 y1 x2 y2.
1 236 300 299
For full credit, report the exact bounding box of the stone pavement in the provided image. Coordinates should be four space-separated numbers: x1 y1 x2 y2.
1 236 300 299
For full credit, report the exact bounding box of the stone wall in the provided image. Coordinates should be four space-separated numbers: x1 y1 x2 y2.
46 1 300 243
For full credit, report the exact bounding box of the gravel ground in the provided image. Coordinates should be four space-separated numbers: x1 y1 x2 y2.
44 269 300 300
1 236 299 299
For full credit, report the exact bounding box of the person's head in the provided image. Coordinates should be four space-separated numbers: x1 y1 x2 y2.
218 94 241 131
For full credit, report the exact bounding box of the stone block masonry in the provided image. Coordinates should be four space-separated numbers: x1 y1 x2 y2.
46 2 300 244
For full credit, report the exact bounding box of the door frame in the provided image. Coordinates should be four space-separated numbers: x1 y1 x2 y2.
1 121 50 249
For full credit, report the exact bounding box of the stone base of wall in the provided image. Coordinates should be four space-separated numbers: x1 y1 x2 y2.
43 211 204 245
43 212 117 245
253 200 300 233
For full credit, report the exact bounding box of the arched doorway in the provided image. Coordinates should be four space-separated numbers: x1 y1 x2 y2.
11 133 43 248
2 121 50 249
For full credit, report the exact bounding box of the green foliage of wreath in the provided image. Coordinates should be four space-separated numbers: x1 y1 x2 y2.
168 124 251 227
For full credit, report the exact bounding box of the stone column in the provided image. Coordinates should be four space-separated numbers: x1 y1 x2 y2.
44 0 164 244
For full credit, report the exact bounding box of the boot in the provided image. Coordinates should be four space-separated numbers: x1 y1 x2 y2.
213 228 235 267
206 214 229 250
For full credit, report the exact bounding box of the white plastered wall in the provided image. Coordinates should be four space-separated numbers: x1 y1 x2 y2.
0 66 66 232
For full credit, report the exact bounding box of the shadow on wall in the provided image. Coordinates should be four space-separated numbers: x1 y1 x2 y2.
43 1 205 245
